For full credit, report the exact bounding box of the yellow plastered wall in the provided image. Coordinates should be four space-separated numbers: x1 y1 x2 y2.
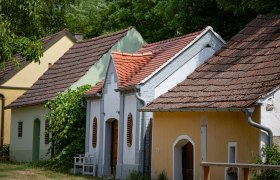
3 36 74 88
0 88 26 144
0 35 74 144
151 109 259 180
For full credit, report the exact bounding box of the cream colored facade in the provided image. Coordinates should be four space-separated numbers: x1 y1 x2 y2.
151 109 260 180
0 35 75 145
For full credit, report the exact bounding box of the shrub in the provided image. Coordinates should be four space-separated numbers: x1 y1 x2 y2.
45 85 91 170
0 144 9 157
253 144 280 180
157 170 168 180
125 170 150 180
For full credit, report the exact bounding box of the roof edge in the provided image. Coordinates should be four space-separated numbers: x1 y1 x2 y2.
43 29 77 52
139 107 252 112
139 26 225 84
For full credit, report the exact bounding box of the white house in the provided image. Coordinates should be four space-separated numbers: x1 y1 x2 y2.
83 26 225 179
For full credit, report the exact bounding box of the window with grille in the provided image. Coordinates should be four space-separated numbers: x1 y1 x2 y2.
92 117 97 148
127 113 133 147
45 120 49 144
18 122 23 138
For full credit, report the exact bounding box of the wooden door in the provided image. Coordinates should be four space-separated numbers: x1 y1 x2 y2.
111 120 118 175
182 142 193 180
33 119 41 162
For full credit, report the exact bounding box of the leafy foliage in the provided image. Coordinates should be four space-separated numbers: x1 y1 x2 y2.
157 170 168 180
45 85 91 169
253 144 280 179
0 144 9 157
0 15 43 68
0 0 77 67
125 170 150 180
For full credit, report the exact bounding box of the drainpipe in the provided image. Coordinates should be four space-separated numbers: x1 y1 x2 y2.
0 94 4 147
245 107 273 148
135 90 147 174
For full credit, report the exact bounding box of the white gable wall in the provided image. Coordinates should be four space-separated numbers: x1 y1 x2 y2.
123 94 137 164
88 99 101 163
104 73 120 121
259 88 280 148
155 47 215 98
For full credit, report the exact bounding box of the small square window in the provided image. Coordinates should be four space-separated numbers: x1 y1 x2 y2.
18 122 23 138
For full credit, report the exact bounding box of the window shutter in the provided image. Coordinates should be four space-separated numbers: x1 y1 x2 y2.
92 117 97 148
127 113 133 147
45 120 49 144
18 122 23 138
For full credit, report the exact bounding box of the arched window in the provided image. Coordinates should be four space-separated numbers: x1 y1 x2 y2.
127 113 133 147
92 117 97 148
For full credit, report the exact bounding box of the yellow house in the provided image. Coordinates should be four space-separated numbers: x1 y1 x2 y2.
0 29 76 146
141 15 280 180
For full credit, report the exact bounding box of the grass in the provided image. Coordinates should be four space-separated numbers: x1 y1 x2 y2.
0 162 108 179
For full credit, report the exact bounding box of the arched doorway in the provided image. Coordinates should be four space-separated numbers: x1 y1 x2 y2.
182 142 193 180
173 135 195 180
104 118 118 176
111 120 118 175
33 119 41 162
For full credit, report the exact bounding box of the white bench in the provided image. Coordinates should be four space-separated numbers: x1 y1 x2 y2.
73 153 96 176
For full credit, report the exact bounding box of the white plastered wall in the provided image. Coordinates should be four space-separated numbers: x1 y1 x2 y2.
259 89 280 148
123 94 137 164
155 47 215 98
10 105 49 162
89 100 101 163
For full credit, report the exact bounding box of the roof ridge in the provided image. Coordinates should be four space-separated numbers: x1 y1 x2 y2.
257 14 280 19
78 27 133 43
143 30 202 48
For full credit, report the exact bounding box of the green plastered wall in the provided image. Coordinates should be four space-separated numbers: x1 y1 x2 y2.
10 105 50 162
70 28 145 89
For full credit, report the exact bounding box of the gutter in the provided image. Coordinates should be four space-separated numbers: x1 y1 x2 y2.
135 89 147 175
245 107 273 148
0 94 4 147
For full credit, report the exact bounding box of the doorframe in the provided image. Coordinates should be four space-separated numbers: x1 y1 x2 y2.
103 118 118 176
32 118 41 162
173 135 195 180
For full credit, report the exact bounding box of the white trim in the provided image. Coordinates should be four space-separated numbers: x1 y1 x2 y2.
225 142 239 180
173 135 195 180
258 85 280 103
139 26 225 84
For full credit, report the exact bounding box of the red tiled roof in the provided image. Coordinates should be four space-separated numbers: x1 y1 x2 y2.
84 81 104 97
8 27 133 108
85 30 202 96
143 15 280 111
112 51 155 87
0 29 76 85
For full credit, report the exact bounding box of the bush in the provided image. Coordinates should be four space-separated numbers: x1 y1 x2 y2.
45 85 91 170
125 170 150 180
0 144 9 157
157 170 168 180
253 144 280 180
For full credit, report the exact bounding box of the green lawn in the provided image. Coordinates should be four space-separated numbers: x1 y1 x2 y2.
0 162 107 179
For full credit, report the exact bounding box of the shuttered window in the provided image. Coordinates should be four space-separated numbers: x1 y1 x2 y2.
18 122 23 137
127 113 133 147
92 117 97 148
45 120 49 144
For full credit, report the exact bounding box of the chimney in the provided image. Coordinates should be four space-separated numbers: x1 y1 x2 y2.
74 33 83 41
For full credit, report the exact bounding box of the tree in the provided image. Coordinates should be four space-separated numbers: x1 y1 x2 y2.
45 85 91 169
0 16 43 68
0 0 78 67
253 145 280 179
